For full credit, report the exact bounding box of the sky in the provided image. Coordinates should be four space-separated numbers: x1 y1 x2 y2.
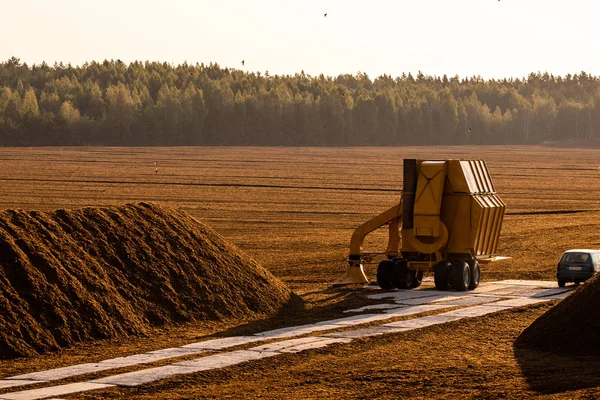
1 0 599 80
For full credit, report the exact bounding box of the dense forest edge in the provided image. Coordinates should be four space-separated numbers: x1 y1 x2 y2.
1 57 600 146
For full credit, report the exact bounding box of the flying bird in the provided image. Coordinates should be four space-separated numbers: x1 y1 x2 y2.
468 127 472 132
324 13 327 17
241 60 245 66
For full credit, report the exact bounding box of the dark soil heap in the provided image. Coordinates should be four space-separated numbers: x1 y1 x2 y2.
516 275 600 355
0 202 295 359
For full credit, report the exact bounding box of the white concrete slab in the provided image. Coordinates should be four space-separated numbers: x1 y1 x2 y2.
5 348 207 384
0 382 115 400
93 350 281 387
470 283 514 294
477 286 536 297
384 314 464 329
7 363 115 382
279 338 352 353
0 380 39 390
250 337 352 354
91 365 205 388
147 347 209 357
530 288 573 298
439 305 513 318
254 324 341 339
485 298 549 308
432 296 503 306
322 326 412 339
173 350 279 370
343 303 400 313
487 279 557 288
542 291 572 300
248 336 351 354
384 304 454 315
249 337 331 353
98 352 178 368
367 290 449 301
394 294 469 305
317 313 405 327
180 336 264 350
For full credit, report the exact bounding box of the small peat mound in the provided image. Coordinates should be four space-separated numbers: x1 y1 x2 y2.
0 202 296 359
516 275 600 356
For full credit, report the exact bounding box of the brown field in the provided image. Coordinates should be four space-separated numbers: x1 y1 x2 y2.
1 145 600 398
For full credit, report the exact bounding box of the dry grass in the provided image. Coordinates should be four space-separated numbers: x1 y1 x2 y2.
0 145 599 398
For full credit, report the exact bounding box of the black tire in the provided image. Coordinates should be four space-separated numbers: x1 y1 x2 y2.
451 261 471 292
377 259 395 289
558 279 566 288
410 271 423 288
392 259 411 289
434 261 452 290
467 260 480 290
574 280 581 286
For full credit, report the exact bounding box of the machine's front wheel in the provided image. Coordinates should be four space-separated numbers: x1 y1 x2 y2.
451 261 471 291
376 259 395 289
392 259 411 289
467 260 480 290
434 261 452 290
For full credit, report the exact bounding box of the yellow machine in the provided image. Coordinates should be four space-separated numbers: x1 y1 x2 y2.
334 159 507 291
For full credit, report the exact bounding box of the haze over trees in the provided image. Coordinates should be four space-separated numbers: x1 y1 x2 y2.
1 57 599 146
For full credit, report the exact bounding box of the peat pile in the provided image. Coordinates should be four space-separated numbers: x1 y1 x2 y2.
516 275 600 355
0 202 296 359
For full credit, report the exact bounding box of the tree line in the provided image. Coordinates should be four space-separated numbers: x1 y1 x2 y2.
1 56 600 146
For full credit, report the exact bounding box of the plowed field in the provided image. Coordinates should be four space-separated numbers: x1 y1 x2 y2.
1 145 600 398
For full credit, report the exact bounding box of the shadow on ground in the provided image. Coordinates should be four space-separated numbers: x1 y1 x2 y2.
514 343 600 394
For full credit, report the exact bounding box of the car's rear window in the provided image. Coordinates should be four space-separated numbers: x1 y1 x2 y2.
561 252 592 263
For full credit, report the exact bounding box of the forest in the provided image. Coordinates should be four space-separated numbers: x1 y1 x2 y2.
1 56 599 146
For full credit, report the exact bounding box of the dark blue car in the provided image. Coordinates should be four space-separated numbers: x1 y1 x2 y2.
556 249 600 287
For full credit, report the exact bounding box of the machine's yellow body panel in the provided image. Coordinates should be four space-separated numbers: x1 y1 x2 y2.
334 158 506 286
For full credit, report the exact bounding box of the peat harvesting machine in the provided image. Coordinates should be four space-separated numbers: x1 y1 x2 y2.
334 159 507 291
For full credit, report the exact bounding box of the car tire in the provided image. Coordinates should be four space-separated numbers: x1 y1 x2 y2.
558 279 566 288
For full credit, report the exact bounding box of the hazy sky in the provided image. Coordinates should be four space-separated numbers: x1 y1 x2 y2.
1 0 598 80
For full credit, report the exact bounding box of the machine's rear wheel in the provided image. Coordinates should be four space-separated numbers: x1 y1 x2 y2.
410 271 423 288
376 259 395 289
558 279 566 288
392 259 411 289
467 260 480 290
434 261 452 290
451 261 471 291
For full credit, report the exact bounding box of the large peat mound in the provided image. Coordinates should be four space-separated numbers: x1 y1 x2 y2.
516 274 600 355
0 202 295 359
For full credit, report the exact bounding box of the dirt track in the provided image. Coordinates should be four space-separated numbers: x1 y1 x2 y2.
0 146 600 398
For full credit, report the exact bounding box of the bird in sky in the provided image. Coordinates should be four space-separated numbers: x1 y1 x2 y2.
324 13 327 17
241 60 245 66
